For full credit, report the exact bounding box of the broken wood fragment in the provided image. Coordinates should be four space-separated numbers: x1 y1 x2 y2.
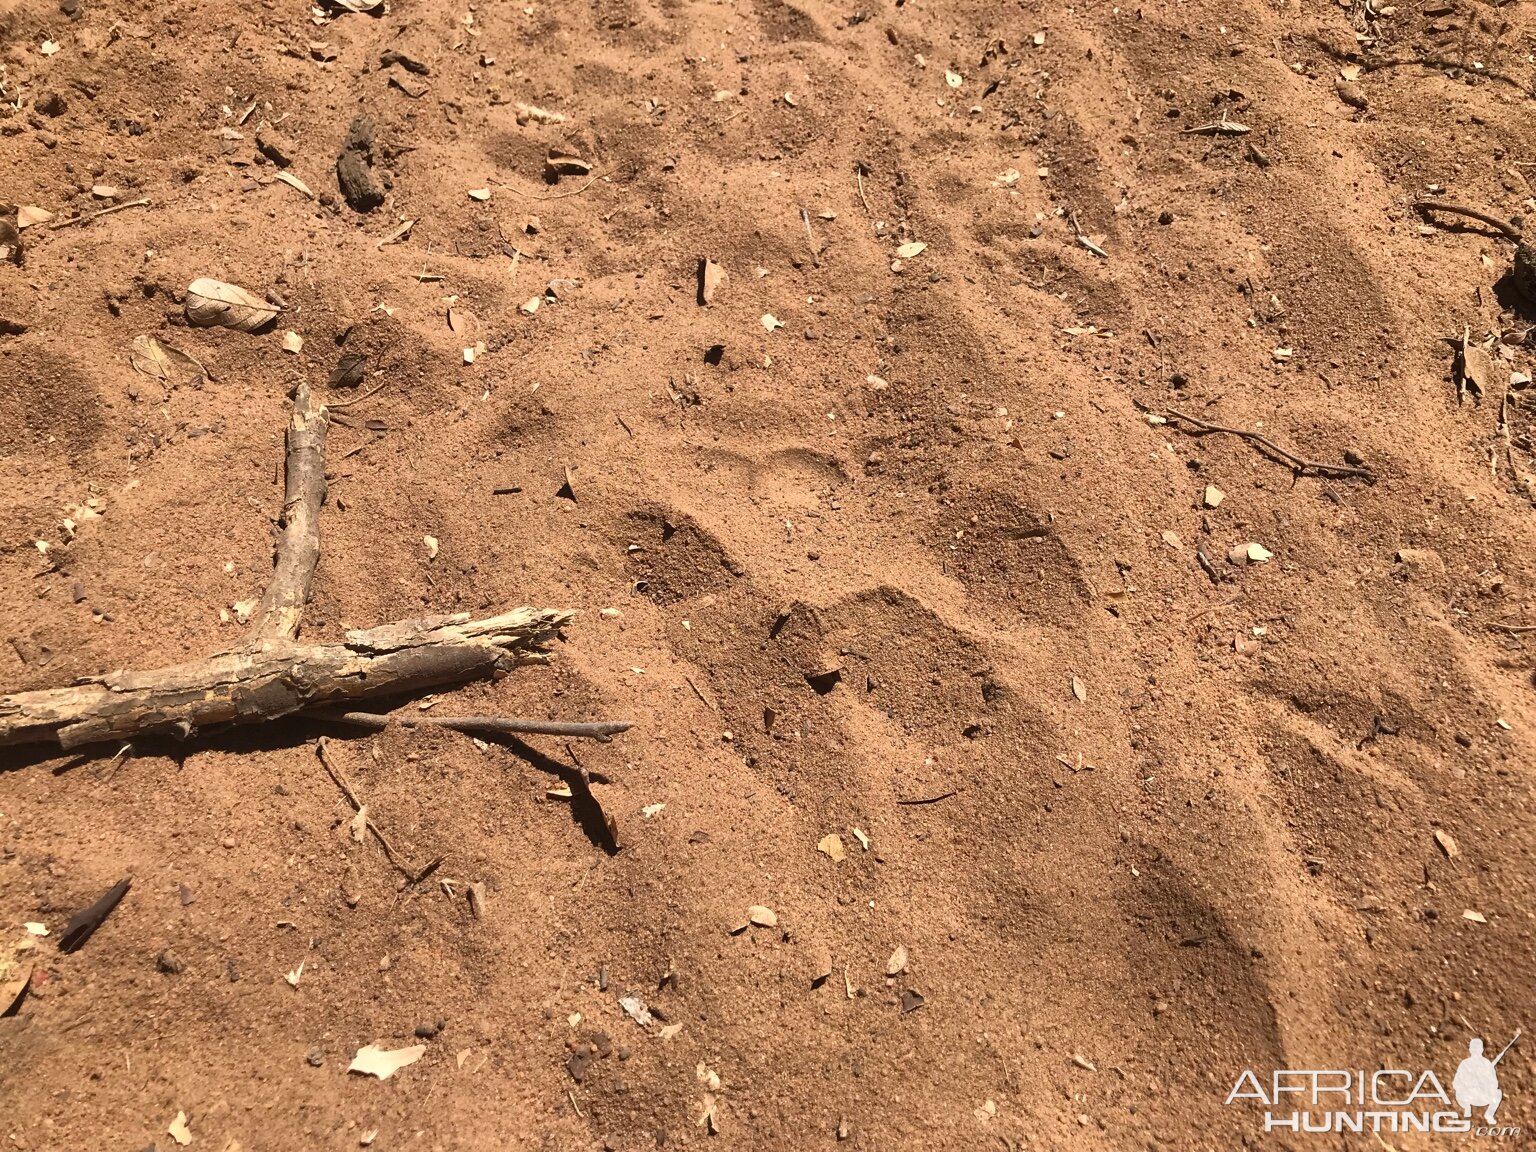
251 383 328 640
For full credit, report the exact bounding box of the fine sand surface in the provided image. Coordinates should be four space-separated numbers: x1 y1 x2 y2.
2 0 1535 1146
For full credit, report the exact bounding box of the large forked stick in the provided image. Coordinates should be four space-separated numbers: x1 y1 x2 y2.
0 610 570 750
1 384 631 752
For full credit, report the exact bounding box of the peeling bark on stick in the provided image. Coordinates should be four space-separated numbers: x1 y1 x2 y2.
0 609 570 750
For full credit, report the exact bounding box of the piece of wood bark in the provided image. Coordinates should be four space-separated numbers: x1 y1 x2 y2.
0 609 570 750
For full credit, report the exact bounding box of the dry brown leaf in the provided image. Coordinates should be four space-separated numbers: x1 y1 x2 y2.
274 171 314 199
697 1093 720 1135
747 905 777 928
896 241 927 259
388 70 430 98
699 258 726 305
16 205 53 229
885 945 909 976
545 149 591 178
281 331 304 354
0 935 34 1017
1463 909 1487 924
447 306 477 336
1203 484 1225 508
184 278 279 333
619 995 653 1025
324 0 384 10
761 313 783 332
1434 829 1459 859
349 1043 427 1079
817 833 846 862
376 219 414 249
129 336 210 387
467 187 491 201
168 1112 192 1147
1462 332 1494 401
1071 676 1087 704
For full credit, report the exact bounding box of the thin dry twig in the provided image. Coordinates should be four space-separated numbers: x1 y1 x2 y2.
494 173 604 202
316 709 633 743
1159 407 1375 480
1415 200 1519 240
316 736 441 883
325 377 391 410
48 197 151 229
855 163 872 215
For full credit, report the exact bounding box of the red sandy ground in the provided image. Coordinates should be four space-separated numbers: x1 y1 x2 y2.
2 0 1535 1147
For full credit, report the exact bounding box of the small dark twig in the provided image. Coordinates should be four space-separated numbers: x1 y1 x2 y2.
1159 408 1375 480
316 709 633 743
48 197 151 229
896 790 958 805
1414 201 1519 240
59 878 132 953
326 378 392 409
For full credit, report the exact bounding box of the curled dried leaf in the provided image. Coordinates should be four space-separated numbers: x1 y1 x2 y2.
184 278 279 333
545 149 591 179
348 1043 426 1080
274 171 314 199
129 336 210 387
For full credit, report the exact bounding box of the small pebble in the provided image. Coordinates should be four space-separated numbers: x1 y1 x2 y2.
220 836 236 849
307 1047 325 1067
156 948 185 974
